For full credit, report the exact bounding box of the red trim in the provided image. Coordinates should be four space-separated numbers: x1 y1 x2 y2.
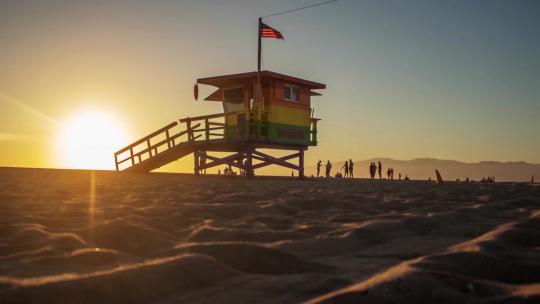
197 70 325 90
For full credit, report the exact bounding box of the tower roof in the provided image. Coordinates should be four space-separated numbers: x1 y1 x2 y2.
197 70 326 90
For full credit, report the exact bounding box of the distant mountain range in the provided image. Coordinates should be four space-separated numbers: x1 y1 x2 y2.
306 158 539 182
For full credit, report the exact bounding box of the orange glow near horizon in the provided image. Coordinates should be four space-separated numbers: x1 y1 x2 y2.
56 109 130 170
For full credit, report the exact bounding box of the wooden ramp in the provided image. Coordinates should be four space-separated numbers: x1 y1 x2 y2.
115 114 227 173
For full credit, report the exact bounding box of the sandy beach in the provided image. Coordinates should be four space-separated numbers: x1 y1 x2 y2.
0 167 539 303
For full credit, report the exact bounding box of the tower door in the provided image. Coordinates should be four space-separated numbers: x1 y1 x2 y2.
223 86 245 137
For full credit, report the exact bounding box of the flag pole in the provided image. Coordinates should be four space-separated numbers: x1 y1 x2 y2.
257 17 262 73
256 17 263 129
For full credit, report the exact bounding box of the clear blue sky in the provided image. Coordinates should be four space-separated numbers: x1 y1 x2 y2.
1 0 539 169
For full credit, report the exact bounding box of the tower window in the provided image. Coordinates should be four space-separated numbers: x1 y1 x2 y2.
284 84 300 102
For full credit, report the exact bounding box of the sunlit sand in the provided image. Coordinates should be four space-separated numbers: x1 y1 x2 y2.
1 167 539 303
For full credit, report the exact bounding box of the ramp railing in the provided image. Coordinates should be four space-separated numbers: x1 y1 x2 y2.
114 113 226 171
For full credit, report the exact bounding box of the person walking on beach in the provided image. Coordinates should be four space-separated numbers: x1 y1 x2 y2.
348 159 354 178
316 160 322 177
369 162 375 179
377 161 382 179
325 160 332 178
342 161 349 178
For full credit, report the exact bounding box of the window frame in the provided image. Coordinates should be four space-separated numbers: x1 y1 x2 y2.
284 83 300 103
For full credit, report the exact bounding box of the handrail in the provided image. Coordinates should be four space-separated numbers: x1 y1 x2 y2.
115 112 228 171
117 129 189 166
179 112 225 123
115 122 178 156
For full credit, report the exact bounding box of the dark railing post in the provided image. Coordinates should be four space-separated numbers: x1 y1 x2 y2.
205 118 209 140
114 154 119 171
245 146 254 178
129 147 135 166
299 149 305 179
187 120 193 141
147 139 152 157
166 129 171 148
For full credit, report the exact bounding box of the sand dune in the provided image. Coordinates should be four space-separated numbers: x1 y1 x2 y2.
0 167 539 303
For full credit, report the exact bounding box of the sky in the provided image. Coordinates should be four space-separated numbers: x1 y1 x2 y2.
1 0 539 173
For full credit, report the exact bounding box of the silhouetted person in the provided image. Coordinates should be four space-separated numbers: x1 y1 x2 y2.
199 151 207 174
348 159 354 178
399 172 402 180
377 161 382 179
404 175 410 180
316 160 322 177
325 160 332 178
386 168 391 179
343 160 349 178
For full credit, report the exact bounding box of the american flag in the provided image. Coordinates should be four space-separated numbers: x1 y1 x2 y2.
261 22 284 39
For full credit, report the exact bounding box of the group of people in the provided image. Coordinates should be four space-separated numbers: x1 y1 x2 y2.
316 159 355 178
480 176 496 183
386 167 397 180
368 161 407 180
369 161 381 179
315 160 409 180
341 159 354 178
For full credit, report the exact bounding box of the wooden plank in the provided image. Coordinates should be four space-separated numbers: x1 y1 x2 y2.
199 152 243 170
251 150 300 170
208 122 225 127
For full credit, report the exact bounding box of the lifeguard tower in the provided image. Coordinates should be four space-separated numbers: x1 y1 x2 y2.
113 70 324 178
114 17 326 178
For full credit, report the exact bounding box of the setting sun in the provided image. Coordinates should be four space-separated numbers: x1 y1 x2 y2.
57 110 129 169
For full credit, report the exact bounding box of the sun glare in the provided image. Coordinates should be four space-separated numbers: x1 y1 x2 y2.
57 110 129 170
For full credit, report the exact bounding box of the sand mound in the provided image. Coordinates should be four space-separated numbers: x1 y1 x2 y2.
0 254 239 304
1 168 539 303
177 243 332 275
307 211 540 303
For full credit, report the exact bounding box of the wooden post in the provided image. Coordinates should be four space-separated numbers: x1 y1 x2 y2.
194 150 200 176
245 147 254 178
129 147 135 166
205 118 209 140
187 120 193 141
114 154 119 171
299 149 304 179
311 120 318 143
147 139 152 157
166 129 171 148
